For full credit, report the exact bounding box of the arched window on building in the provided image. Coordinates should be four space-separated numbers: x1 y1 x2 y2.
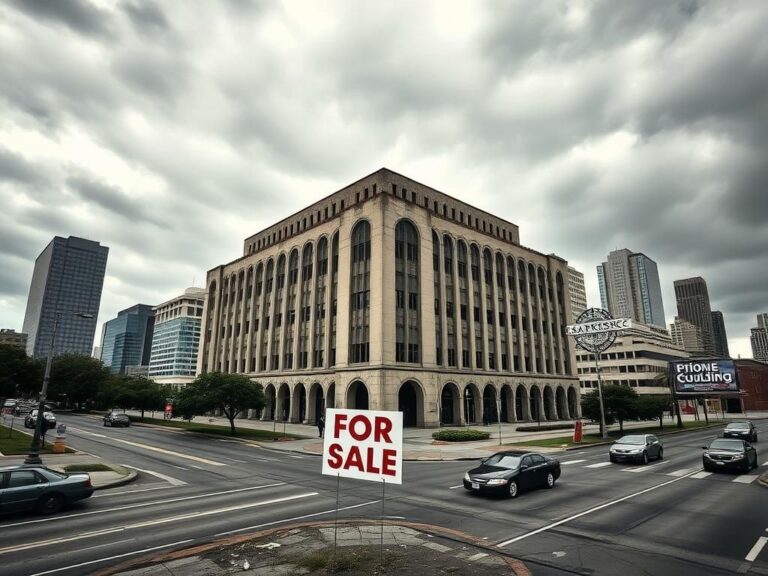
349 221 371 363
395 220 420 363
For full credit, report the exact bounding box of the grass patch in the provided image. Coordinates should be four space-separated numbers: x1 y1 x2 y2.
63 463 113 473
508 420 723 449
0 423 53 455
131 416 307 440
432 428 491 442
294 547 401 572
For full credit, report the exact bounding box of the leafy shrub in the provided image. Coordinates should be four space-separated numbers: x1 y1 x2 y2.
432 429 491 442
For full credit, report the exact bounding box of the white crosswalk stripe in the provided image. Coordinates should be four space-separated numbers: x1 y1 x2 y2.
690 471 712 479
667 468 694 477
732 475 759 484
560 460 587 465
622 461 670 473
585 462 613 468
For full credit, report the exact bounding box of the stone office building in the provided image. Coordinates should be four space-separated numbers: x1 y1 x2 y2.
199 169 580 427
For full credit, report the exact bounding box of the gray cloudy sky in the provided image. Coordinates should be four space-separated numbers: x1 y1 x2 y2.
1 0 766 358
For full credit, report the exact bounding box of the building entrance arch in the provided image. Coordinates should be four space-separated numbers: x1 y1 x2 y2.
568 386 578 419
264 385 276 420
500 385 512 422
464 384 480 424
277 383 290 422
483 385 498 424
399 380 424 427
346 380 369 410
529 385 541 422
516 385 528 421
440 383 460 425
556 386 568 420
544 386 555 420
309 383 324 423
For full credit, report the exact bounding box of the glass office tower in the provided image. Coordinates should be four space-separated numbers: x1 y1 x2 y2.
100 304 156 374
22 236 109 359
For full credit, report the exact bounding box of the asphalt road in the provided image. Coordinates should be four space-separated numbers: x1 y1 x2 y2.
1 414 766 576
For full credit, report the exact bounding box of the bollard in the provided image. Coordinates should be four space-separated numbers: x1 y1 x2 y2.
53 423 67 454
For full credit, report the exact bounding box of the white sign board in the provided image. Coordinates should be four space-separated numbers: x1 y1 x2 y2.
565 317 632 336
321 408 403 484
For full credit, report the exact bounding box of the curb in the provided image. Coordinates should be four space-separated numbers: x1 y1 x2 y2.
94 468 138 490
563 421 730 451
91 518 531 576
758 473 768 489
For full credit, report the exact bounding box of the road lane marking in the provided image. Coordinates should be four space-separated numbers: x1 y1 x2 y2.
496 470 699 548
667 468 694 477
584 462 612 468
560 460 587 465
690 471 712 479
763 461 768 467
28 539 195 576
0 492 318 555
92 484 172 498
121 465 187 486
622 460 672 473
214 499 382 536
733 475 759 484
745 536 768 562
448 485 464 489
0 482 286 529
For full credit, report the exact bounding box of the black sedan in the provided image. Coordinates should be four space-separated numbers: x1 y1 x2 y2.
103 412 131 427
0 465 93 514
702 438 758 473
463 451 561 498
723 421 757 442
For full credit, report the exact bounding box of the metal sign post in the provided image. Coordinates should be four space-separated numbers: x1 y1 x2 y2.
567 309 632 441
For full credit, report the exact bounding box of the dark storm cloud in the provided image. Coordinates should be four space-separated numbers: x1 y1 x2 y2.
8 0 113 38
66 174 166 228
0 147 47 186
121 0 169 35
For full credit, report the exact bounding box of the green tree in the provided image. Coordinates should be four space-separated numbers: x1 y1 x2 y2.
634 395 672 430
123 377 165 419
0 344 43 399
602 384 639 433
580 389 615 436
178 372 266 435
654 368 683 428
48 354 110 409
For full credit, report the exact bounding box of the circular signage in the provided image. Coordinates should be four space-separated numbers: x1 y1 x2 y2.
574 308 617 354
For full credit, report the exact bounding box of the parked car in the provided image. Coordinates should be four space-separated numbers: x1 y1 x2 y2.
463 451 561 498
702 438 758 473
723 421 757 443
0 465 93 514
24 410 56 429
2 399 17 415
609 434 663 464
103 412 131 427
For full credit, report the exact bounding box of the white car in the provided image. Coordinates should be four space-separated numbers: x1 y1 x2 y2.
24 409 56 429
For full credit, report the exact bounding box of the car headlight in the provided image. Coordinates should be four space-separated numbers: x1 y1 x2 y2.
486 479 507 486
733 454 745 460
464 472 470 482
627 449 641 454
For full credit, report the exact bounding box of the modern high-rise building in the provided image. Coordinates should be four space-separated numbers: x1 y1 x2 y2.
22 236 108 359
597 249 665 327
670 316 705 356
149 288 206 387
100 304 156 374
200 168 580 427
711 311 730 357
751 313 768 362
674 277 715 356
0 329 28 350
567 266 587 323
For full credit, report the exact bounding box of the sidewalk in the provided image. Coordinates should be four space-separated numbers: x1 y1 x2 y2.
128 410 768 461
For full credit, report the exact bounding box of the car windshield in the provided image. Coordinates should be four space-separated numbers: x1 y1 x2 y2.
483 454 523 469
726 422 749 430
709 439 744 451
616 435 645 445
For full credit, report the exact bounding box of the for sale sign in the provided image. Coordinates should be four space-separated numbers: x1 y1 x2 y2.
321 409 403 484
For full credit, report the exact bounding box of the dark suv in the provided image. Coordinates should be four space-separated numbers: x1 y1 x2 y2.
103 412 131 427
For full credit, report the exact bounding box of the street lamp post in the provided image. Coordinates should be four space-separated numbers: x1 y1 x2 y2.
25 312 93 465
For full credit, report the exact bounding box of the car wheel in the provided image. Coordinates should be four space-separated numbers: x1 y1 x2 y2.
703 462 712 472
545 472 555 489
642 452 649 465
657 448 663 461
507 480 519 498
37 493 64 515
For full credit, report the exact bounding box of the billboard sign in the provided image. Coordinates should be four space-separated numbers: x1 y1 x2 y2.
670 359 739 394
322 408 403 484
566 317 633 336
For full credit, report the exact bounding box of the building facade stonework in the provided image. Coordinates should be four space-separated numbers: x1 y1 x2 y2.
199 169 580 426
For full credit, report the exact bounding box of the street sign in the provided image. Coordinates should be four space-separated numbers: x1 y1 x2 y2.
322 408 403 484
565 317 632 336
